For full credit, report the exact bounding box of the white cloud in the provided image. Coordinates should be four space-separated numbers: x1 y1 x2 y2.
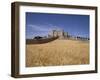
27 24 52 32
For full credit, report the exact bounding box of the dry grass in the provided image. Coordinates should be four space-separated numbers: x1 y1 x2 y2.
26 39 89 67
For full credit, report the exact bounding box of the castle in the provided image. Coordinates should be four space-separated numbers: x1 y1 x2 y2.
48 29 69 39
48 29 89 40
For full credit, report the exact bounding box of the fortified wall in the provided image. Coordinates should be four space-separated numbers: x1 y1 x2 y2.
48 29 89 40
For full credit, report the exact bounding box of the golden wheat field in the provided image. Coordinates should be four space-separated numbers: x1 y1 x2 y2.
26 39 89 67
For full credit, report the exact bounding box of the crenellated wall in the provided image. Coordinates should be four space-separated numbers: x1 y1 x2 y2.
49 29 89 41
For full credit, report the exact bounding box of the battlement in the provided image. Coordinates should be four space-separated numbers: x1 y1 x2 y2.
48 29 89 41
49 29 69 39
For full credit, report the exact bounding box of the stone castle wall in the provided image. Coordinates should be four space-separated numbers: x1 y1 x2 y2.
49 30 68 39
49 29 89 40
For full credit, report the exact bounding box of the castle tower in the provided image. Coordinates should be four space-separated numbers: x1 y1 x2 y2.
49 30 58 37
57 30 64 39
53 30 58 37
52 29 64 39
64 32 69 38
49 28 69 39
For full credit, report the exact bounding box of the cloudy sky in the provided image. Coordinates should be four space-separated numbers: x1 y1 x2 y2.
26 12 89 39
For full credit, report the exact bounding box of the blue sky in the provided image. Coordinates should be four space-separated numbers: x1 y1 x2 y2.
26 12 89 39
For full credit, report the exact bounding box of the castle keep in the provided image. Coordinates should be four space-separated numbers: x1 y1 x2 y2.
49 29 69 39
